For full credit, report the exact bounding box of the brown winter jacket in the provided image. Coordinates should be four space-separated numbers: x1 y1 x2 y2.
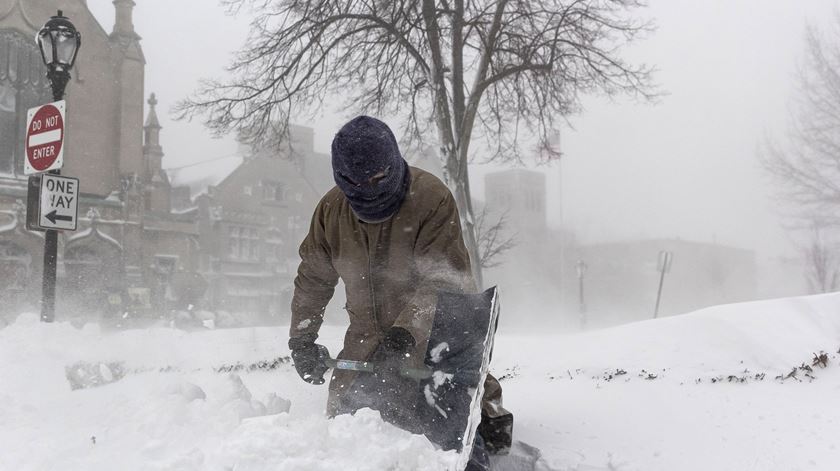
290 166 475 414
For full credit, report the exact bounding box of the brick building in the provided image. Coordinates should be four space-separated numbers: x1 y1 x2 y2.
169 126 333 322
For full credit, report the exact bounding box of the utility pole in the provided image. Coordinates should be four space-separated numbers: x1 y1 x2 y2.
576 259 587 329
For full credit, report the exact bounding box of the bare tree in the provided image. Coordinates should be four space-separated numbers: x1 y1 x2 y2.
760 18 840 290
761 19 840 222
474 207 516 269
803 222 839 294
177 0 656 287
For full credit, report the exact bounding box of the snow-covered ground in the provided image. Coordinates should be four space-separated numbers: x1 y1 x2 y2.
1 293 839 470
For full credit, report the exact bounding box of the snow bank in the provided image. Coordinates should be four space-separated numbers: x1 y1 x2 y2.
0 314 456 471
3 293 840 470
216 409 456 471
491 293 840 471
494 292 840 379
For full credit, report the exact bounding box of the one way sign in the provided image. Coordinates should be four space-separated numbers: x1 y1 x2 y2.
34 174 79 231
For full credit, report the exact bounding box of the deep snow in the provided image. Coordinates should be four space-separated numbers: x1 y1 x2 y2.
1 292 839 470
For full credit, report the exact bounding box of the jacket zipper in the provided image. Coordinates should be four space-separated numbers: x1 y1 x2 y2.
365 225 381 335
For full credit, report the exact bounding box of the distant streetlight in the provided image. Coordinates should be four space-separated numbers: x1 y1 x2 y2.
576 259 587 329
35 10 81 323
653 250 673 319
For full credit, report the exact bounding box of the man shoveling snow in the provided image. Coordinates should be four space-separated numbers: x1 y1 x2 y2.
287 116 513 470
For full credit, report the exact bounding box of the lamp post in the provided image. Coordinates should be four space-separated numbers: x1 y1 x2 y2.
35 10 81 322
575 259 587 329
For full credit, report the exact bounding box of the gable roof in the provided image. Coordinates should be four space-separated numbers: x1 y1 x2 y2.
0 0 111 41
166 154 243 199
166 125 335 199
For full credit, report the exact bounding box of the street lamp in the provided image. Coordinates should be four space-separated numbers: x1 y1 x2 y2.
36 10 81 101
35 10 81 322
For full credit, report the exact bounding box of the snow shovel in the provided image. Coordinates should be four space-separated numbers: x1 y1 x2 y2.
325 287 500 469
422 286 500 464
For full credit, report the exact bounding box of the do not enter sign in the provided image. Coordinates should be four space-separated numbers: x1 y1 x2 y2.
24 100 65 175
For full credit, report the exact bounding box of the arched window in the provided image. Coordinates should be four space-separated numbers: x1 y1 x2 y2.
0 30 51 177
64 235 122 314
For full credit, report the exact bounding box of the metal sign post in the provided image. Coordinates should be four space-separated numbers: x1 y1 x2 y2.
24 101 71 323
29 10 81 323
653 250 673 319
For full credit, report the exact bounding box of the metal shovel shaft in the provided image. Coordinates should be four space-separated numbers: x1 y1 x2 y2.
324 358 434 381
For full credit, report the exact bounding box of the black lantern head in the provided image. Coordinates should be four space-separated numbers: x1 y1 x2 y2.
36 10 81 72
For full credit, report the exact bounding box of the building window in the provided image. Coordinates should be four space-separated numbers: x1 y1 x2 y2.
0 241 31 292
0 30 51 177
287 215 303 232
265 229 283 261
262 180 285 202
248 228 259 259
0 82 16 175
153 255 177 275
229 226 240 259
229 226 260 261
525 190 539 211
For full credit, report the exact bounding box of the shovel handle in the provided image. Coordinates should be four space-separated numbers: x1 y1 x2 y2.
324 358 373 373
324 358 433 381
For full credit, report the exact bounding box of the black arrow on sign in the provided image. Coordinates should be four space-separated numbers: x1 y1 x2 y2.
45 210 73 224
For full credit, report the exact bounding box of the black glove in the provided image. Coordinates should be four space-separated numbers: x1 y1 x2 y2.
288 333 330 385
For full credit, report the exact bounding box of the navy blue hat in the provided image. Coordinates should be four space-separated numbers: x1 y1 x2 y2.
331 116 410 222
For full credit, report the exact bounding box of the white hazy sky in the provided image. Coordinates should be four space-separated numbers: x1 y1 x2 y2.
86 0 838 259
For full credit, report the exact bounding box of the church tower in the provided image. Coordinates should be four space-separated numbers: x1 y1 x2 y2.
141 93 170 213
143 93 164 182
110 0 146 177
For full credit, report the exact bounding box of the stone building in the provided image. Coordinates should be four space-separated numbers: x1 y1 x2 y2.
169 126 333 323
480 169 564 327
0 0 196 320
484 169 547 236
0 0 358 325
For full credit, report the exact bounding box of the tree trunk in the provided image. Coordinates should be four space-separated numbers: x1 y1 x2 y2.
439 145 484 290
454 171 483 290
421 0 483 288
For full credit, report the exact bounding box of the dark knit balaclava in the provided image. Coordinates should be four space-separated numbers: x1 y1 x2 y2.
331 116 411 222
